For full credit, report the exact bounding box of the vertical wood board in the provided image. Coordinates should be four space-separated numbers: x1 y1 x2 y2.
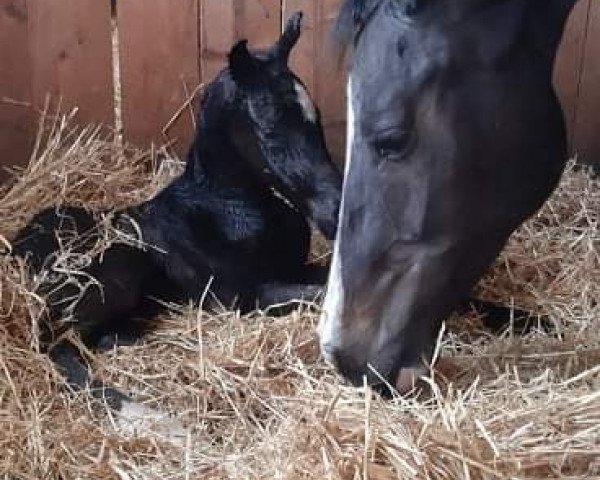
0 0 33 182
27 0 113 126
573 1 600 164
553 0 591 148
200 0 280 83
118 0 200 156
3 0 600 181
284 0 346 165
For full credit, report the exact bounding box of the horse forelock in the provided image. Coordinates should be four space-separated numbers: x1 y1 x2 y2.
334 0 383 49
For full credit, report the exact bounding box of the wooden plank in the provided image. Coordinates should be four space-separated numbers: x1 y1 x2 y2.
572 1 600 165
312 0 346 166
553 0 591 150
199 0 235 84
0 0 33 183
27 0 113 127
200 0 281 83
283 0 346 165
118 0 200 156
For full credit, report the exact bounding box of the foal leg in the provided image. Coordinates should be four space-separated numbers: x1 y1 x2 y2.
96 331 142 352
249 261 330 313
49 340 130 409
95 298 165 351
255 283 323 313
296 263 331 285
43 245 155 405
462 297 553 334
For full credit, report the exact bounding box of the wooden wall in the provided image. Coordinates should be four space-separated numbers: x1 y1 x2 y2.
0 0 113 183
283 0 346 164
0 0 33 184
1 0 599 184
554 0 600 165
570 0 600 165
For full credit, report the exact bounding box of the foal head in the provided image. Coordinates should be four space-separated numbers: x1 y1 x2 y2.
194 12 342 240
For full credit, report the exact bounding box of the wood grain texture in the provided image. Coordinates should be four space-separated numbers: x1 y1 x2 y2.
118 0 200 156
0 0 33 182
3 0 599 177
283 0 346 165
553 0 591 150
27 0 113 127
200 0 280 83
572 0 600 164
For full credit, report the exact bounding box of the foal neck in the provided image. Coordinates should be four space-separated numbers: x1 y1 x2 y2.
183 86 254 185
184 123 242 176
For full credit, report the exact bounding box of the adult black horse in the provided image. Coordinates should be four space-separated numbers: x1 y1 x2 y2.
11 12 341 412
319 0 577 393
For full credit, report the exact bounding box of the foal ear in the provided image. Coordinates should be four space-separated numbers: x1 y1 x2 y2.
272 11 303 62
228 40 261 85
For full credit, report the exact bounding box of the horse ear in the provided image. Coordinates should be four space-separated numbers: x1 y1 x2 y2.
350 0 379 24
334 0 380 47
272 11 303 63
228 40 261 84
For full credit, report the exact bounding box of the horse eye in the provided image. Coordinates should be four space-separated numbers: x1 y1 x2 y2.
373 130 414 162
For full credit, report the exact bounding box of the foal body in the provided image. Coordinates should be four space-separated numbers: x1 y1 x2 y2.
11 13 342 409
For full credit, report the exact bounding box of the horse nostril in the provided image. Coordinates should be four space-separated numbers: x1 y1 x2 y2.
395 365 428 395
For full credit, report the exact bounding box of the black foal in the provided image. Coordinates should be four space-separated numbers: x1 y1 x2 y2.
10 12 342 410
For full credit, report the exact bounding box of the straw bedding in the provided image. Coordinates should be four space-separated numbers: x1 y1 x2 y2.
1 113 599 479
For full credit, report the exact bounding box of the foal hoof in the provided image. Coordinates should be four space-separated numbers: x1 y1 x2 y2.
467 298 554 335
96 332 141 352
115 401 188 441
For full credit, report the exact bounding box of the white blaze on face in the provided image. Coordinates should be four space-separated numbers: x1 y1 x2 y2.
319 78 354 362
294 80 317 123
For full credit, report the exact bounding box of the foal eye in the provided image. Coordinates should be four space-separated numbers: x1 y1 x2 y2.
372 130 414 162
